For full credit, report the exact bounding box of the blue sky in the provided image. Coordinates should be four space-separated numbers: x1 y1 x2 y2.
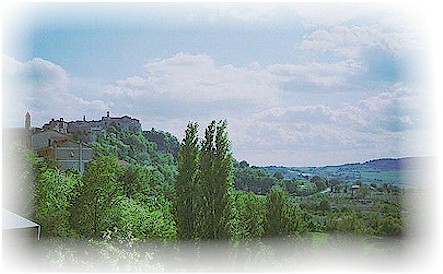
2 2 435 166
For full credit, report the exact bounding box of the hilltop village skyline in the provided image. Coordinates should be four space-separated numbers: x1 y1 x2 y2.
4 111 144 174
39 111 141 142
26 111 140 134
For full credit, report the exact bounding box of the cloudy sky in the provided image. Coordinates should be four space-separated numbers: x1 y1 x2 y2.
2 2 436 166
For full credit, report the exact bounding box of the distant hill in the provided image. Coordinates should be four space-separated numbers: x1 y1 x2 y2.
362 157 430 171
262 157 432 187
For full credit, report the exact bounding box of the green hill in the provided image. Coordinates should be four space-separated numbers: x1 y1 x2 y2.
262 157 432 187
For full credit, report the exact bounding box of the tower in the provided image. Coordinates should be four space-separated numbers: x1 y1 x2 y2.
25 112 31 130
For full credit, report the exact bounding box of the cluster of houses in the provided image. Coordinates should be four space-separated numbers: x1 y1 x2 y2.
4 111 141 174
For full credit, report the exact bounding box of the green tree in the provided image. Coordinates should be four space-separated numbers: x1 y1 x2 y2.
175 122 200 239
231 191 265 239
237 160 250 169
310 176 327 192
143 128 180 161
233 167 277 194
296 181 317 196
355 184 371 199
92 129 175 166
110 194 177 240
284 205 309 235
35 167 81 238
377 213 402 237
264 186 290 237
317 199 331 212
196 120 234 239
70 156 124 238
274 171 284 180
328 179 341 193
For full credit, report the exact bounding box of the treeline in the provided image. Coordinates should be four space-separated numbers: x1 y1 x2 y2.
30 127 180 240
26 120 402 242
234 163 328 196
35 155 177 240
91 126 179 166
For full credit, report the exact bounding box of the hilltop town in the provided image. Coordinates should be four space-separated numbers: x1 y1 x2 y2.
4 112 142 174
41 111 141 142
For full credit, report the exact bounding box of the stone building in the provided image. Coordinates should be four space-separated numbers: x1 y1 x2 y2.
5 111 140 174
44 111 141 142
32 130 70 149
2 112 34 149
36 138 93 174
42 117 68 134
4 112 94 174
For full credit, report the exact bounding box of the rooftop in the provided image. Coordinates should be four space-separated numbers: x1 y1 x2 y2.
2 209 40 230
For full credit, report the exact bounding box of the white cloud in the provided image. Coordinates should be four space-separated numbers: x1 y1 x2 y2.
229 82 431 165
267 59 362 87
293 3 422 30
105 53 365 108
2 55 109 127
300 25 422 59
356 84 429 133
99 53 432 165
105 53 282 104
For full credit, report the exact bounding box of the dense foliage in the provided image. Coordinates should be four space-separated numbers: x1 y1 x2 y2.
175 120 234 240
22 121 404 246
91 128 177 198
231 191 266 239
70 156 125 238
35 166 80 238
174 122 200 239
91 127 175 166
195 120 234 239
143 128 180 161
233 165 278 194
264 186 291 237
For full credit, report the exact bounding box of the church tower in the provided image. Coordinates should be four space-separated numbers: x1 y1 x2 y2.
25 112 31 130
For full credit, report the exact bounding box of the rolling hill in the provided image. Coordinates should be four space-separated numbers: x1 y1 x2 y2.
262 157 432 187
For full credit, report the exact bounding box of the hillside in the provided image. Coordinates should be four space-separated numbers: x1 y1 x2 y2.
262 157 432 187
362 157 430 171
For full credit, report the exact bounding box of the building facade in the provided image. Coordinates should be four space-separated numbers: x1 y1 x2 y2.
42 118 69 134
36 139 93 174
43 111 141 142
32 130 70 149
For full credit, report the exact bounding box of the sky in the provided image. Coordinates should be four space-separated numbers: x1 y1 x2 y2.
2 2 437 166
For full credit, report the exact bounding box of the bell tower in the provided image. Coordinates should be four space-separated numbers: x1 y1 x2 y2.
25 112 31 130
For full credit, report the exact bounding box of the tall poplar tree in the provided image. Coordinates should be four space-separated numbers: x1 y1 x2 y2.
196 120 234 239
196 121 216 239
175 122 200 239
213 120 234 239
